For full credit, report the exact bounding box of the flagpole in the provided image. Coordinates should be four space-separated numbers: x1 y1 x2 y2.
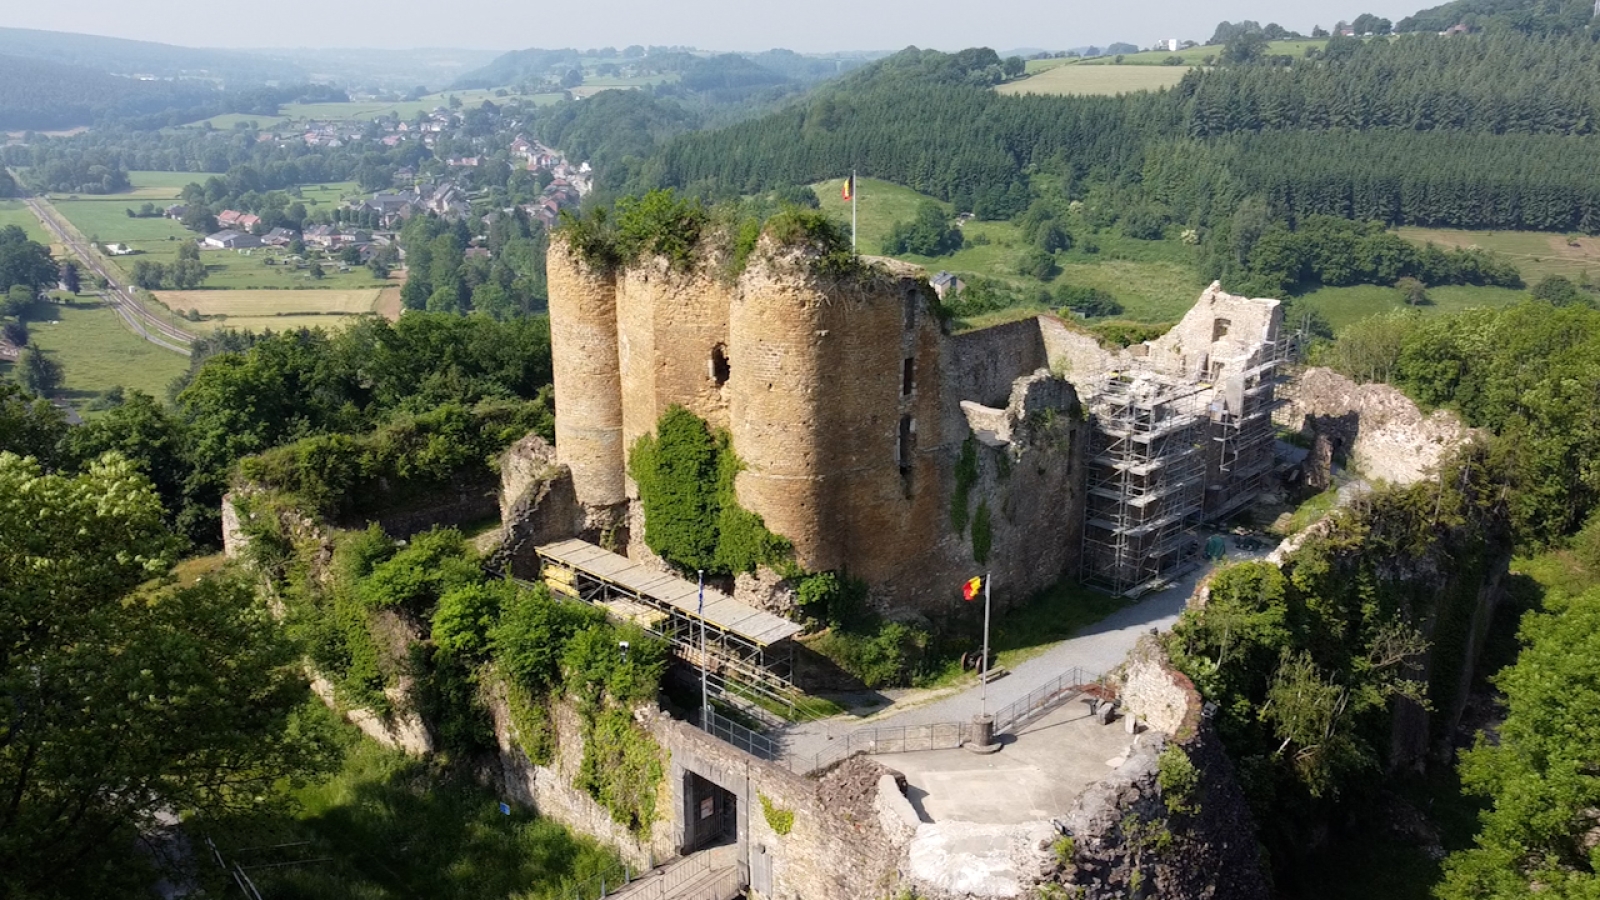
851 168 858 253
980 571 991 718
698 570 708 725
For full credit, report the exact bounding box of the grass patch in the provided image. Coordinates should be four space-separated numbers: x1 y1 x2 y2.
989 579 1130 669
122 171 207 200
1396 226 1600 286
203 714 623 900
0 298 188 407
1293 283 1525 333
122 244 393 291
998 64 1191 96
1276 486 1341 536
0 199 51 245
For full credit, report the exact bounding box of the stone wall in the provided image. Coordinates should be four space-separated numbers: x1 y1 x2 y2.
1145 282 1282 381
1278 366 1470 485
1118 635 1202 740
495 435 587 579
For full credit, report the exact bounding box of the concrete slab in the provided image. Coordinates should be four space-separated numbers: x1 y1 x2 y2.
878 700 1143 824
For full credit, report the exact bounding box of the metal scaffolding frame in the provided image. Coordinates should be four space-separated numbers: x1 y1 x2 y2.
1080 372 1209 597
1204 337 1293 520
535 539 806 712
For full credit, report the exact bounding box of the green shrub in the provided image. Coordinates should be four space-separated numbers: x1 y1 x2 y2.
812 618 928 688
561 622 669 712
575 708 664 836
1156 745 1201 816
614 189 707 271
432 581 515 659
951 436 978 533
356 527 481 617
492 581 606 695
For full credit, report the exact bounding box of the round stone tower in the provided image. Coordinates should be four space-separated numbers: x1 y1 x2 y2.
728 252 833 571
547 237 626 513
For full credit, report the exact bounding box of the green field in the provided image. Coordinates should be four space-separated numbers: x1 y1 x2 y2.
120 171 206 200
1292 283 1526 332
0 298 188 407
49 200 192 244
0 199 51 245
998 64 1191 96
276 89 562 122
151 286 393 333
133 244 391 291
1397 227 1600 285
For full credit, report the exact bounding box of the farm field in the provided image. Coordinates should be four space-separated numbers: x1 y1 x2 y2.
0 298 189 408
0 199 51 245
154 287 383 317
1396 227 1600 285
118 171 205 200
997 64 1191 96
1292 283 1526 332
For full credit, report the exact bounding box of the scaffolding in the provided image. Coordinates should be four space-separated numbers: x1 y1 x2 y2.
1203 337 1293 520
1080 372 1210 597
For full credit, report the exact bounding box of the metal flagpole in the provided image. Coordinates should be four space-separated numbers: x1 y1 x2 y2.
980 572 991 718
851 168 858 253
698 570 708 725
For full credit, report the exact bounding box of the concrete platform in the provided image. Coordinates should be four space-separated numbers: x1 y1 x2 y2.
879 700 1141 824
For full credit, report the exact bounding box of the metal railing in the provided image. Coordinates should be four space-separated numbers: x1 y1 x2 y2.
698 666 1102 775
992 665 1096 734
702 707 779 761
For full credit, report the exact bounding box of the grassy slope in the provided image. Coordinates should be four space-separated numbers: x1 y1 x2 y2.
0 298 188 405
1294 283 1526 332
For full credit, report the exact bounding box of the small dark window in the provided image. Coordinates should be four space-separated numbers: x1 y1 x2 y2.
901 357 915 397
1212 318 1231 341
710 344 730 386
898 416 914 469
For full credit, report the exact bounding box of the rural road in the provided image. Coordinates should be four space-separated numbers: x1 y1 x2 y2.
10 172 195 356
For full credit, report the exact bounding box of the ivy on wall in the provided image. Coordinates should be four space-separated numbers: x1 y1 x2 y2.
628 405 791 576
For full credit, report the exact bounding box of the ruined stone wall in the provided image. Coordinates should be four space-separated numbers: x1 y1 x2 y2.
495 435 586 579
1038 315 1114 382
548 238 626 515
943 318 1049 428
1279 366 1471 485
1119 635 1203 739
1146 282 1281 381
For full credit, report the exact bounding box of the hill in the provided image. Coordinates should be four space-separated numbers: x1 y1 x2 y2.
1397 0 1598 32
0 27 302 84
0 53 221 130
450 48 585 90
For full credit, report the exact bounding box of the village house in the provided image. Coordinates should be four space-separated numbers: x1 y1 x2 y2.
261 227 300 247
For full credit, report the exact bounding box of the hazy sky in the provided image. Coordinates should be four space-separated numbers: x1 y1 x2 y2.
6 0 1423 52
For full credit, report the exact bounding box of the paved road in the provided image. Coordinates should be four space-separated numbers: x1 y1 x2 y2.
775 544 1271 768
13 178 195 356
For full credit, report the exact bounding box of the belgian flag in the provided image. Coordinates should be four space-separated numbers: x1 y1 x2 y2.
962 576 983 602
842 174 855 201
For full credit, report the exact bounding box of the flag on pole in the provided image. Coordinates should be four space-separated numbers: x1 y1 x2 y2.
842 174 855 200
962 576 983 601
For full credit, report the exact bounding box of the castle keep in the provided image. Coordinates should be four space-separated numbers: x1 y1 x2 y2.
543 230 1287 613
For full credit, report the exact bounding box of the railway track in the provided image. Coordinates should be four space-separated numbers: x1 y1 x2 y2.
14 180 195 356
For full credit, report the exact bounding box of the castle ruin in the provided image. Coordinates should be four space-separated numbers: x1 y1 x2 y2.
540 230 1288 614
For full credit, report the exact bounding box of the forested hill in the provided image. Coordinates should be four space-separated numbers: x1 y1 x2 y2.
1396 0 1597 33
0 26 303 83
630 34 1600 231
0 54 222 131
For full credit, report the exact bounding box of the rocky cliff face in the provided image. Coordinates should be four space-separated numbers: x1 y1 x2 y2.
1279 366 1471 485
